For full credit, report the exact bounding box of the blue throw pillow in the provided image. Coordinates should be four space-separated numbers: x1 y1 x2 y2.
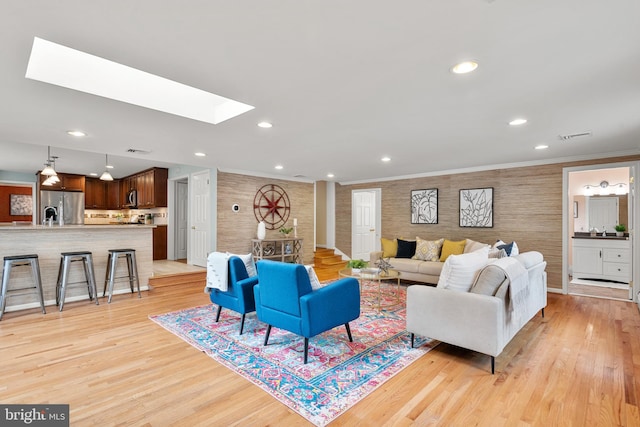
396 239 417 258
497 242 514 256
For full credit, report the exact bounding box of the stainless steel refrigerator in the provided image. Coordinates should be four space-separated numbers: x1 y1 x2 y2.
40 190 85 225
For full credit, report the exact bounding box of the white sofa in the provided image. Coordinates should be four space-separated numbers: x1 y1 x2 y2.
406 251 547 373
370 238 491 284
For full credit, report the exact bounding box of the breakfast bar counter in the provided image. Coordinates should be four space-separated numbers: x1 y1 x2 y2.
0 224 155 312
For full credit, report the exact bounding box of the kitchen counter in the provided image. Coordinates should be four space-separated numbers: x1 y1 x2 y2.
0 225 153 313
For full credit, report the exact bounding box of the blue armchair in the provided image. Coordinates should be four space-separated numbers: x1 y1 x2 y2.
253 260 360 363
209 256 258 335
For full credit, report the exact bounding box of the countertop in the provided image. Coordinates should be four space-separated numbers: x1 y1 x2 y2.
0 223 157 230
573 232 629 240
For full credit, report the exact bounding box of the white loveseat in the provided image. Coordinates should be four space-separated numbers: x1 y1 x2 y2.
406 251 547 373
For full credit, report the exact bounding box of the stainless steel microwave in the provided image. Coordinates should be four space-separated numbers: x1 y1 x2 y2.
124 189 137 208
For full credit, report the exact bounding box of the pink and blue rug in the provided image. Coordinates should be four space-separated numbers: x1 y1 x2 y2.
149 282 438 426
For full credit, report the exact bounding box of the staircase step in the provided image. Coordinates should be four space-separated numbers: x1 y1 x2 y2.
314 254 344 266
150 271 206 288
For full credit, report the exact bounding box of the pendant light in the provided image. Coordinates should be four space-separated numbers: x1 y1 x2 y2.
41 146 57 176
100 154 114 181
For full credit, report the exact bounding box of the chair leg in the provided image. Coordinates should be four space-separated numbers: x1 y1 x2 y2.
215 305 222 322
239 314 246 335
410 333 415 348
345 323 353 342
304 337 309 364
263 325 272 346
491 356 495 374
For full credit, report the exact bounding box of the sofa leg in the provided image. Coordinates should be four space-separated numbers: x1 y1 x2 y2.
541 308 545 318
264 325 272 346
304 338 309 364
239 313 246 335
345 323 353 342
491 356 495 374
410 333 415 348
215 305 222 322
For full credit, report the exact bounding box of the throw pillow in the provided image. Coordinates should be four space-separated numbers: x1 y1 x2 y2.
396 238 417 259
494 240 520 257
488 248 508 259
381 237 398 258
470 264 507 296
464 239 490 254
440 239 467 262
436 246 490 292
304 265 324 290
412 237 444 261
228 252 257 277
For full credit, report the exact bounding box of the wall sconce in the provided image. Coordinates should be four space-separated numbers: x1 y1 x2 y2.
583 180 627 196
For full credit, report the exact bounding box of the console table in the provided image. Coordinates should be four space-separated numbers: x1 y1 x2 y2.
252 238 303 264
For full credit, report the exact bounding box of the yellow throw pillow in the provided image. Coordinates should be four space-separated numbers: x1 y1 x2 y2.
440 239 466 262
381 238 398 258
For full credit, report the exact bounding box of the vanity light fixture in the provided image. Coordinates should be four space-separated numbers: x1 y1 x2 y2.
100 154 114 181
583 180 627 196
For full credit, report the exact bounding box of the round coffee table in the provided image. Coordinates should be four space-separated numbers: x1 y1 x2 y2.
339 267 401 311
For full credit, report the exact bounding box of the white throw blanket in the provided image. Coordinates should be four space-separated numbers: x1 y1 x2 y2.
491 257 529 320
205 252 230 293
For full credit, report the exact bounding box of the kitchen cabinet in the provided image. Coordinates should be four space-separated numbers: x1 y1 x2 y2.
153 225 168 260
126 167 168 208
572 238 631 283
85 178 121 209
38 172 85 192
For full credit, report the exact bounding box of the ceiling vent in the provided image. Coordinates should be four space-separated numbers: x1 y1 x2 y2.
558 131 592 141
126 148 151 154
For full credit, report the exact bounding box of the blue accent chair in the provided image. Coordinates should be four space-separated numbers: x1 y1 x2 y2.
209 256 258 334
253 260 360 364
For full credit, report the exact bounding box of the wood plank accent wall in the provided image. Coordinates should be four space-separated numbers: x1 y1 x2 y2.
217 172 315 264
336 155 640 290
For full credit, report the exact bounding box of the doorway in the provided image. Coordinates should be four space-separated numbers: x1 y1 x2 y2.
175 179 188 260
564 163 637 301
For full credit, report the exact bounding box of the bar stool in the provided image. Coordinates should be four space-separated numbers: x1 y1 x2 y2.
103 249 141 303
1 254 46 320
56 251 99 311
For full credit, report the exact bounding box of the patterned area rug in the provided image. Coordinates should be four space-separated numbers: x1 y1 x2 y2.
149 282 438 426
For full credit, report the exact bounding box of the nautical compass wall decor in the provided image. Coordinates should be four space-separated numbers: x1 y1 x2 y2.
253 184 291 230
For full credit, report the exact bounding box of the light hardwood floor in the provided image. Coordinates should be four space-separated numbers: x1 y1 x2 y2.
1 279 639 426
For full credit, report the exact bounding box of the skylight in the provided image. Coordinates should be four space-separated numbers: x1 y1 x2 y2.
25 37 254 125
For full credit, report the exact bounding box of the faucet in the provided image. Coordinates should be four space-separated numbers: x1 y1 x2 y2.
602 226 607 236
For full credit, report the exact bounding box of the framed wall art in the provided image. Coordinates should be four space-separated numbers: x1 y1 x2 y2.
10 194 33 216
411 188 438 224
459 187 493 227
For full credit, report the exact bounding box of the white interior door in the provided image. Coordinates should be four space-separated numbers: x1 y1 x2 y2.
176 180 188 259
351 189 380 261
189 170 210 267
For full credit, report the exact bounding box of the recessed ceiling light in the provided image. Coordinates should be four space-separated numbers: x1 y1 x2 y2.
258 121 273 128
194 152 206 157
451 61 478 74
26 37 254 125
509 118 527 126
327 173 335 178
381 156 391 162
275 165 283 170
89 172 98 176
106 165 114 169
67 130 86 137
534 144 549 150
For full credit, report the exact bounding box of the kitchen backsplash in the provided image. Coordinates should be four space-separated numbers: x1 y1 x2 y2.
85 207 168 225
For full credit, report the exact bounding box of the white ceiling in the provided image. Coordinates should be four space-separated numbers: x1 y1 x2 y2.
1 1 639 183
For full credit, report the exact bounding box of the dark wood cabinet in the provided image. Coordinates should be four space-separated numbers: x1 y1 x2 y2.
152 225 168 260
85 178 121 209
123 167 168 208
38 172 85 192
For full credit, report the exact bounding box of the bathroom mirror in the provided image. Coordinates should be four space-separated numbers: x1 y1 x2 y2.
573 194 627 233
